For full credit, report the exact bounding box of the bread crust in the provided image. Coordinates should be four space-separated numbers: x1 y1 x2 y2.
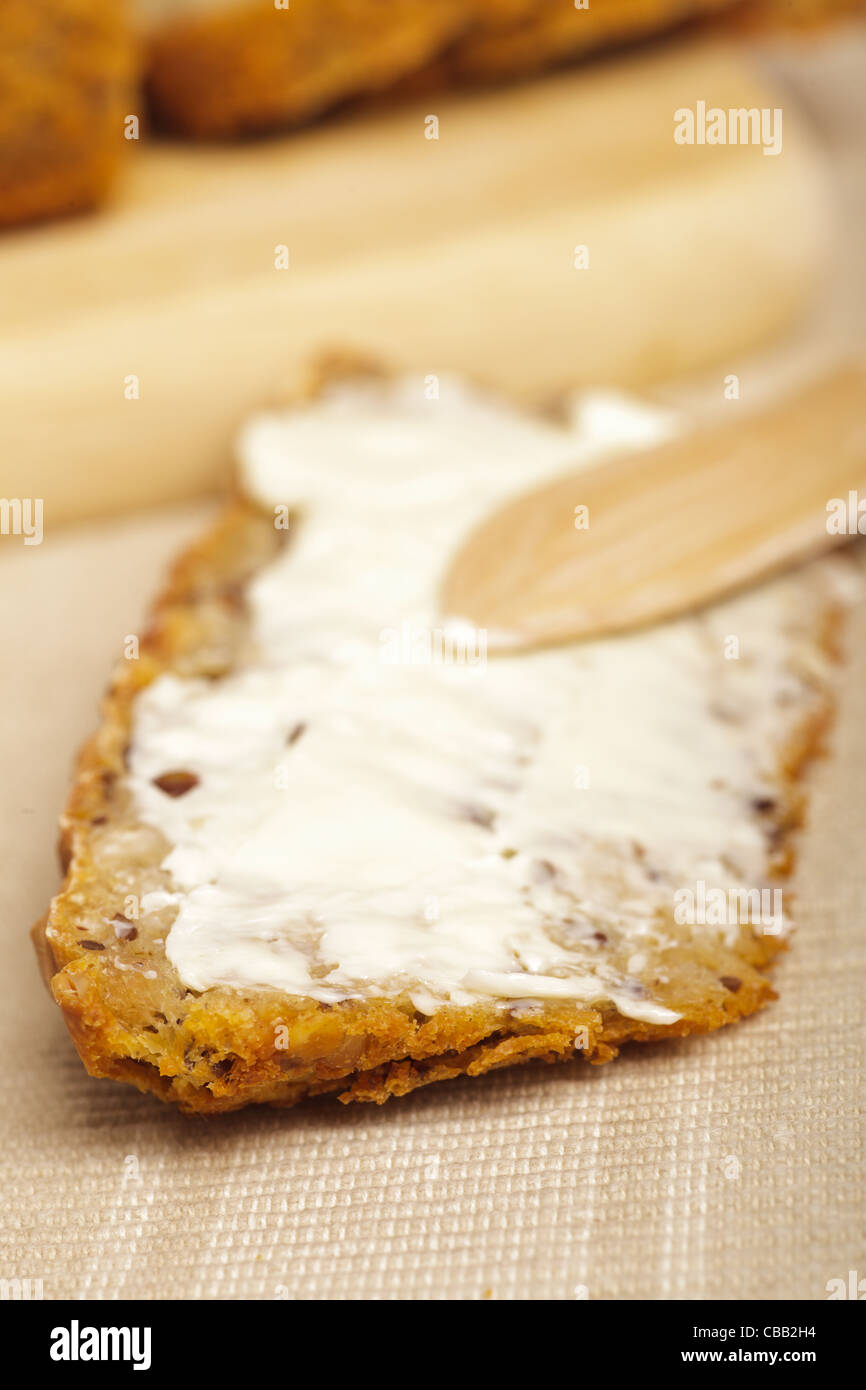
33 359 844 1113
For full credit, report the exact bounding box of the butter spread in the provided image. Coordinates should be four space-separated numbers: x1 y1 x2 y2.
128 376 834 1022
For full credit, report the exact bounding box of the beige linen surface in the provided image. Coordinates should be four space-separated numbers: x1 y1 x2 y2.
0 503 864 1302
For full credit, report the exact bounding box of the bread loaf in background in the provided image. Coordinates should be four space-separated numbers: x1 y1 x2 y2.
138 0 741 138
0 43 831 524
399 0 738 89
0 0 133 229
137 0 469 137
415 0 865 88
0 0 859 229
139 0 863 140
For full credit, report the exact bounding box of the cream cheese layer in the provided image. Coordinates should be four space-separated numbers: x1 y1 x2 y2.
128 376 834 1021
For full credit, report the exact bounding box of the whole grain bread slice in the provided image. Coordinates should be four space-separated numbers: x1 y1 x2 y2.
33 360 848 1113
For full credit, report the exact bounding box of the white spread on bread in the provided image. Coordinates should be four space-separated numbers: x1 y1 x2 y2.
128 376 836 1021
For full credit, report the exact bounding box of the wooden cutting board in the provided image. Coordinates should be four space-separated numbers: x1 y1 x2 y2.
0 38 829 524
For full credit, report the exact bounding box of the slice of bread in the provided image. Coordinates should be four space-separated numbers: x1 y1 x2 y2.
33 361 853 1113
0 0 133 230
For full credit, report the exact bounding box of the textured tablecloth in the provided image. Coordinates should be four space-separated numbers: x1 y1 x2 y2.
1 487 864 1302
